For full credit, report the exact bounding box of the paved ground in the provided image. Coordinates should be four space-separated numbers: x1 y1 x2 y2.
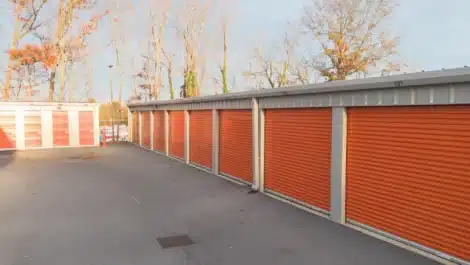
0 144 439 265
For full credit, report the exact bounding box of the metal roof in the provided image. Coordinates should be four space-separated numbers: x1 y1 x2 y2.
128 67 470 108
0 101 99 107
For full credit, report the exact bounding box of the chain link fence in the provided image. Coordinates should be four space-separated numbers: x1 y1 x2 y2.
100 120 128 142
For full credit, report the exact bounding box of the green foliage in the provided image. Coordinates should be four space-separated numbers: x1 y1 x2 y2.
99 101 128 124
221 65 229 94
184 70 198 97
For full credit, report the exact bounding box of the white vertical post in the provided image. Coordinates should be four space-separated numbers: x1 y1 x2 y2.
68 110 79 146
94 105 100 146
128 110 132 143
212 109 219 175
184 110 190 164
251 98 260 190
41 110 53 148
258 108 265 192
139 111 142 146
330 107 348 224
16 110 25 150
164 110 169 156
150 111 154 150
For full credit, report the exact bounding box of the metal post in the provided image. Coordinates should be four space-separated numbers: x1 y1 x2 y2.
150 111 154 150
127 110 132 143
15 110 25 150
41 110 53 148
212 109 219 175
94 105 100 146
251 98 260 190
109 65 115 141
184 110 190 164
139 111 142 146
68 110 79 146
330 107 348 224
164 110 169 156
258 108 265 192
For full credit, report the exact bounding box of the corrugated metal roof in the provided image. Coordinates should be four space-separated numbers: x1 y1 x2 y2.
0 101 99 107
128 67 470 107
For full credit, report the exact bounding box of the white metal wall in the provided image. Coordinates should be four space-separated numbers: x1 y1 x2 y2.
0 102 100 151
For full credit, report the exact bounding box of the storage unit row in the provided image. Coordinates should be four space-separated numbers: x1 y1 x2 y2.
128 68 470 265
0 102 99 151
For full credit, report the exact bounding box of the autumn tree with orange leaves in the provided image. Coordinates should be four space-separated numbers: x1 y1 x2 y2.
50 0 99 102
302 0 399 81
7 5 108 101
3 0 48 100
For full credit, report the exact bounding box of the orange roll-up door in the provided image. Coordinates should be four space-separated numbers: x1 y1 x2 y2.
0 111 16 150
132 112 139 144
219 110 252 183
347 106 470 262
265 108 332 211
79 111 94 146
53 111 69 147
190 110 212 169
169 111 185 159
153 111 165 152
141 111 151 148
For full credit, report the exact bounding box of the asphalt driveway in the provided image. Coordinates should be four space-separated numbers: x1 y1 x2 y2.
0 144 439 265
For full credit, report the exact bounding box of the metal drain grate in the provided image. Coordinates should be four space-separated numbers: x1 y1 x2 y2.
157 235 195 249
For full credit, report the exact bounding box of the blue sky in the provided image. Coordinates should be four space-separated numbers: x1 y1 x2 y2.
1 0 470 103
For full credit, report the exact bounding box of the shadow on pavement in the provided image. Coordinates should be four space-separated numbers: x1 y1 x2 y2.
0 150 15 168
0 147 111 169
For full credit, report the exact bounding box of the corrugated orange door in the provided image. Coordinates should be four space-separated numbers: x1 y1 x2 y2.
0 111 16 150
79 111 94 146
24 111 42 148
190 110 212 169
219 110 252 183
347 106 470 262
141 112 151 148
169 111 185 159
265 108 332 211
53 111 69 146
132 112 139 144
153 111 165 152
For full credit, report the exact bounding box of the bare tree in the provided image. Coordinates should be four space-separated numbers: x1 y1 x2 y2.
49 0 96 101
176 0 210 97
85 57 92 101
302 0 399 81
220 19 229 93
161 48 175 99
244 33 296 89
149 0 171 100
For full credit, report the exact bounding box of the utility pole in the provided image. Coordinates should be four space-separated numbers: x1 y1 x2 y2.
109 65 114 141
116 48 122 141
110 7 123 141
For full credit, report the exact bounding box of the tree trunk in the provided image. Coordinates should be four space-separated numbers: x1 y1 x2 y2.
57 53 68 102
222 24 229 94
86 59 92 101
48 71 56 101
4 66 14 101
3 6 23 101
49 0 66 102
168 61 174 99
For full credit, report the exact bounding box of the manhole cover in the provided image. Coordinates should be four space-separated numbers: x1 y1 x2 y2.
157 235 195 249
